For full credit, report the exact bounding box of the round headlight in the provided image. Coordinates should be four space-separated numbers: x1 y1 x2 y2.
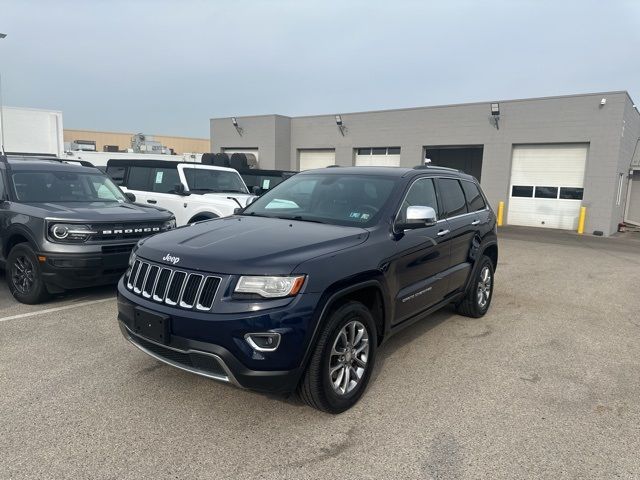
52 225 69 239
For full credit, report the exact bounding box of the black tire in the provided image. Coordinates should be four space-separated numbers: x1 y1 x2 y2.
298 301 377 414
7 243 51 304
456 255 494 318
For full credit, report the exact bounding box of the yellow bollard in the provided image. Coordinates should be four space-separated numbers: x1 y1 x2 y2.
497 201 504 227
577 206 586 234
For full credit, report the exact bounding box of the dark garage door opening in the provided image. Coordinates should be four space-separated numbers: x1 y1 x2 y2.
424 146 484 181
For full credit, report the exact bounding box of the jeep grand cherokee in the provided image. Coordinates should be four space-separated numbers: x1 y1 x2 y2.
117 166 498 413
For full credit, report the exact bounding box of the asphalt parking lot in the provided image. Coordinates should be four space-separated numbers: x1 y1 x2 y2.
1 227 639 479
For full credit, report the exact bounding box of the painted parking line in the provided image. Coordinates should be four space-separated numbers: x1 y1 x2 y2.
0 297 115 323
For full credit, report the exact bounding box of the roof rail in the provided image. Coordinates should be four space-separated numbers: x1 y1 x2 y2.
413 164 461 172
60 159 96 168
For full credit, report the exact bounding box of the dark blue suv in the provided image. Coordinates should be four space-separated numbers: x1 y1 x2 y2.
117 166 498 413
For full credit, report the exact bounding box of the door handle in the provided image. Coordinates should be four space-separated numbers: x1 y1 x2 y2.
436 229 450 237
147 199 157 204
471 219 480 225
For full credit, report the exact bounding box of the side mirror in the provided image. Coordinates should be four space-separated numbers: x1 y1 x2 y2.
252 186 264 196
124 192 136 202
174 183 189 195
397 205 437 230
234 207 243 215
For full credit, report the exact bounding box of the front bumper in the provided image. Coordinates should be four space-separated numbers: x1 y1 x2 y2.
117 279 321 394
39 247 133 290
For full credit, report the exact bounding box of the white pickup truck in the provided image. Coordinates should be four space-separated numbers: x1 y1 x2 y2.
106 159 256 226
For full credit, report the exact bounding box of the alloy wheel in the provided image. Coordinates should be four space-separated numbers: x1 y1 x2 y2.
477 265 492 308
329 320 369 396
12 255 35 295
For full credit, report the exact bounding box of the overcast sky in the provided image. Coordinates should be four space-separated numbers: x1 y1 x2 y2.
1 0 639 138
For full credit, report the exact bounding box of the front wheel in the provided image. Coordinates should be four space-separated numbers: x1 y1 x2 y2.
456 255 494 318
7 243 50 304
298 301 377 414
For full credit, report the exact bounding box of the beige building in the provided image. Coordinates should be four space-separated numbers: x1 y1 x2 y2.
64 129 210 154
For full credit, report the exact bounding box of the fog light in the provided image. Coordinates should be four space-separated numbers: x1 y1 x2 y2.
244 333 281 352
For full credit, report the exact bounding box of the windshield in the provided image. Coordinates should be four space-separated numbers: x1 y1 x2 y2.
183 168 248 194
12 171 127 203
242 173 397 227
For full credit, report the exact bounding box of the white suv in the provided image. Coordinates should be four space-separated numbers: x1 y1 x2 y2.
106 160 256 226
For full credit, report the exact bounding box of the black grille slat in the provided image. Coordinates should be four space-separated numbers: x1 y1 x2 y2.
153 268 171 301
180 274 203 308
134 263 149 293
165 272 187 305
126 260 220 311
142 266 159 298
197 277 220 310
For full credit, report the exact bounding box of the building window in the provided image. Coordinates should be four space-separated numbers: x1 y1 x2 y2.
511 185 534 197
559 187 584 200
534 186 559 199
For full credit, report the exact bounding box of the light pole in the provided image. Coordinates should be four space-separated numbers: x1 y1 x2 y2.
0 32 6 155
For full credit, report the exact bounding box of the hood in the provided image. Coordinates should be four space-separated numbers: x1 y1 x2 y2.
136 215 369 274
22 201 173 223
199 193 256 207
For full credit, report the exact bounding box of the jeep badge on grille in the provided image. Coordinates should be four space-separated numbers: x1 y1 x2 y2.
162 254 180 265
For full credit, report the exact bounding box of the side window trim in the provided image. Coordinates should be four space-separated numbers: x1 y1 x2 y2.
394 176 441 224
437 176 489 219
461 179 488 212
436 177 468 219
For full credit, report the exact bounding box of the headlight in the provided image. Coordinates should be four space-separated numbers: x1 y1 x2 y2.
162 218 176 231
235 275 305 298
48 223 96 243
128 249 137 267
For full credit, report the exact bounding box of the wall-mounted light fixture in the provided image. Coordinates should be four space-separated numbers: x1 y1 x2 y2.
231 117 243 136
490 102 500 130
335 114 346 136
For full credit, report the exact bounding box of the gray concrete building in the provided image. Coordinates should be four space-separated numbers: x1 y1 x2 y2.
210 91 640 235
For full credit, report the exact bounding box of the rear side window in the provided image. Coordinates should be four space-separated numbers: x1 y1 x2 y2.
438 178 468 217
461 180 487 211
151 168 180 193
106 166 126 186
398 178 438 222
127 167 152 191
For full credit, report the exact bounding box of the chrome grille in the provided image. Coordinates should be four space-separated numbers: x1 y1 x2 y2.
126 260 221 311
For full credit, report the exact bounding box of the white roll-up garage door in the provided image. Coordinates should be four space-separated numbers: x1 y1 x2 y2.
355 147 401 167
507 144 588 230
299 149 336 170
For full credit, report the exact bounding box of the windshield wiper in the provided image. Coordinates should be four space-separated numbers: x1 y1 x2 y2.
239 211 273 218
274 215 326 224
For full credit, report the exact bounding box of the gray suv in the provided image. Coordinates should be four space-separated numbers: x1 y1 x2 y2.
0 156 175 304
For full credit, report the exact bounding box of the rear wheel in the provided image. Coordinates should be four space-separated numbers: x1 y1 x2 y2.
7 243 50 304
456 255 494 318
298 301 377 414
